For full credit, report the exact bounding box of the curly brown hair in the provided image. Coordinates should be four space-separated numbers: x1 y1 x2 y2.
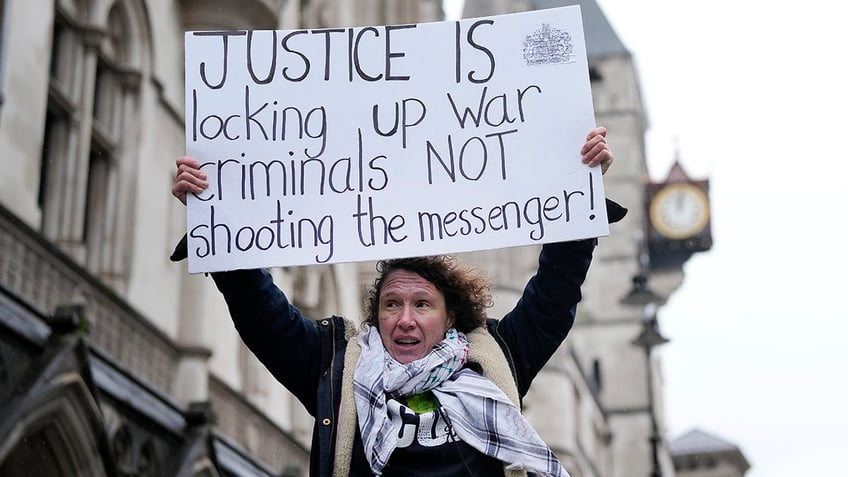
364 256 493 333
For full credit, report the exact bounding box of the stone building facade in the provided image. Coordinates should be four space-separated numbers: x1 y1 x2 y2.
0 1 440 475
0 0 685 475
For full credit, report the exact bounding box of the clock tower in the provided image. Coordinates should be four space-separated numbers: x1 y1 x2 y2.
646 160 713 270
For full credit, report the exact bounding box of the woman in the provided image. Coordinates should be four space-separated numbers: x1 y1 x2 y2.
172 127 622 476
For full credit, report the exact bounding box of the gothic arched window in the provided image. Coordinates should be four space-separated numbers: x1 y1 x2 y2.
39 0 146 292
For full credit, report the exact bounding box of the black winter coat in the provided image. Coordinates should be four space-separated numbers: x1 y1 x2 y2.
209 239 596 476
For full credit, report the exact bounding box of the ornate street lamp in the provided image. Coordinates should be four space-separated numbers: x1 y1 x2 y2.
620 229 669 477
631 304 670 477
620 274 662 306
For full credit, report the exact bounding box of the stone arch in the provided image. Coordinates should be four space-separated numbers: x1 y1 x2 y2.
94 0 153 71
0 373 109 477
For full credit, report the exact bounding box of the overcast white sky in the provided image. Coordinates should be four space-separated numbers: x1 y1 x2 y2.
445 1 848 475
593 2 848 476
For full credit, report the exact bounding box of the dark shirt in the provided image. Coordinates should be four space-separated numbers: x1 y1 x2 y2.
349 399 504 476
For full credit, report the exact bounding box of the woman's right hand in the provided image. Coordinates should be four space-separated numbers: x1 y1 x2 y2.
172 157 208 205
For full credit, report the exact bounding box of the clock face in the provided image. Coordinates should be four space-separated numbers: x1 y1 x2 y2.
649 183 710 240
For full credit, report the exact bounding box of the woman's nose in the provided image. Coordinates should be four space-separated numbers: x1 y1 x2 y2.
397 306 416 327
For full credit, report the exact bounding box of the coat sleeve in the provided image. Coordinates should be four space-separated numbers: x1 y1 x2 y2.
210 268 323 414
494 238 595 397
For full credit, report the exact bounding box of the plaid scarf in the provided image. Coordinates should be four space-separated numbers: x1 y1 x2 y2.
353 325 569 477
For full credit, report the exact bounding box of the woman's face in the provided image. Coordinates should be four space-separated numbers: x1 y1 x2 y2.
378 270 453 364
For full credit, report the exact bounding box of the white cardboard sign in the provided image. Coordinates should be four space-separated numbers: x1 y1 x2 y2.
184 5 607 273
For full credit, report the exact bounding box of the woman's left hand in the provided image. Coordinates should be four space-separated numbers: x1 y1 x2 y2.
581 126 614 175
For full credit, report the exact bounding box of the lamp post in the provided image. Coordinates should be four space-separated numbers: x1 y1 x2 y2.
630 303 669 477
621 231 669 477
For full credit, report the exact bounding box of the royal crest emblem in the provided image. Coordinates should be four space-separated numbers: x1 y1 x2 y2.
523 23 573 66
